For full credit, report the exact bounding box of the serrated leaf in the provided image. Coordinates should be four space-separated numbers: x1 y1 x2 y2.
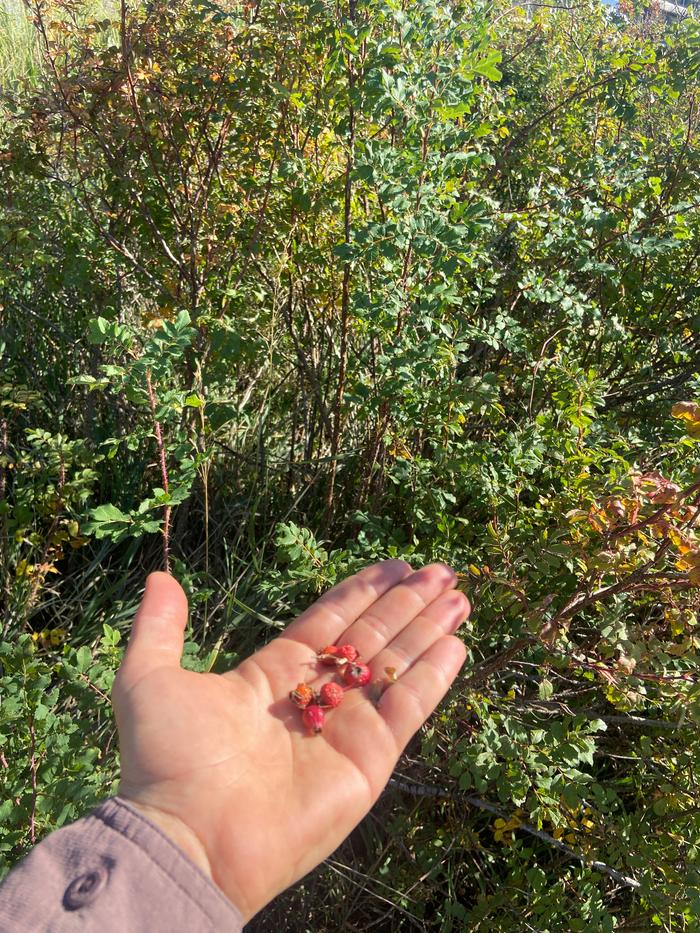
89 504 131 524
538 678 554 700
87 317 110 345
75 646 92 673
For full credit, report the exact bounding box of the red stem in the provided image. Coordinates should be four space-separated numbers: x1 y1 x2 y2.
145 370 171 573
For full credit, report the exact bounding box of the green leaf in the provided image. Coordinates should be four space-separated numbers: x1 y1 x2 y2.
101 623 121 647
474 51 503 82
87 317 110 345
538 678 554 700
90 504 131 524
75 646 92 673
437 101 472 119
175 310 191 329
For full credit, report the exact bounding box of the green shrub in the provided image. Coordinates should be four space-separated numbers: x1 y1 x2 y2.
1 0 700 928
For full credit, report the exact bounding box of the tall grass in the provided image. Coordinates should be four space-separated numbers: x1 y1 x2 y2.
0 1 41 88
0 0 120 91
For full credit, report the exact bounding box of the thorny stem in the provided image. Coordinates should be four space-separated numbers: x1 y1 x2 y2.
324 0 356 524
0 417 9 606
194 365 210 638
463 636 535 690
608 478 700 540
28 717 38 845
145 369 172 573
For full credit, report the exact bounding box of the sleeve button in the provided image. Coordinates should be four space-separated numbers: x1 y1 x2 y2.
63 866 109 910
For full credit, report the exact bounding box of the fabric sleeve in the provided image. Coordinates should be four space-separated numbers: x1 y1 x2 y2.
0 795 244 932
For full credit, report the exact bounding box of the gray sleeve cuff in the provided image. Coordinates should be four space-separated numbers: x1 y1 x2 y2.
0 795 244 931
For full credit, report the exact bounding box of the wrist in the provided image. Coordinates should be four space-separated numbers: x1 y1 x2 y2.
123 798 214 881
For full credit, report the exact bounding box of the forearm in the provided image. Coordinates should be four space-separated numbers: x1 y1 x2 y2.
0 797 243 931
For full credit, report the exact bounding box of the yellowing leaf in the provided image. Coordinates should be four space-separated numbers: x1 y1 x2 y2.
671 401 700 422
670 616 685 637
36 562 59 575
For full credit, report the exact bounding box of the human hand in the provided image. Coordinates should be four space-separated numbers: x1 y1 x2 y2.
112 560 470 922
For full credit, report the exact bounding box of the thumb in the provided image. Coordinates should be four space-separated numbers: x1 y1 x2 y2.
117 572 189 691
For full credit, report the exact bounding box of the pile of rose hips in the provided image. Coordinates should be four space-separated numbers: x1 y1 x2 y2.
289 643 370 735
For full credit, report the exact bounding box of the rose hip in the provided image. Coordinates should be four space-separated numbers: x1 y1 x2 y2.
342 661 371 688
317 645 341 665
289 683 315 709
337 644 359 663
319 682 345 708
302 705 326 734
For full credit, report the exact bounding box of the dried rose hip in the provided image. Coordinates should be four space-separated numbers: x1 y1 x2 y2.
337 644 359 663
289 683 315 709
317 645 341 665
294 641 366 732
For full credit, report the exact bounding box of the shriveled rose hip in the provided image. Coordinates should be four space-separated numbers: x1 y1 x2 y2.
337 644 359 663
317 645 341 665
342 661 371 688
302 705 326 734
319 682 345 708
289 683 314 709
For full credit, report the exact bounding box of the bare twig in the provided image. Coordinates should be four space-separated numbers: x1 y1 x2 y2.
462 795 641 890
386 777 642 890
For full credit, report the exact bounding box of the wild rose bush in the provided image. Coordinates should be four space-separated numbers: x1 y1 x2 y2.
1 0 699 928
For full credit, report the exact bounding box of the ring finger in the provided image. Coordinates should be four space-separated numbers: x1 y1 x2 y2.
370 588 470 686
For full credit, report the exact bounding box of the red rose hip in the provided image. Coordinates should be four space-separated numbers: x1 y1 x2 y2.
319 682 345 708
337 644 359 663
342 661 371 688
302 705 326 734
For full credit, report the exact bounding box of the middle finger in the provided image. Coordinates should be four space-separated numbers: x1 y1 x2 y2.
339 562 457 662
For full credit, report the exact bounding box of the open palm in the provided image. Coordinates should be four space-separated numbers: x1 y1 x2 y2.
112 560 470 922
